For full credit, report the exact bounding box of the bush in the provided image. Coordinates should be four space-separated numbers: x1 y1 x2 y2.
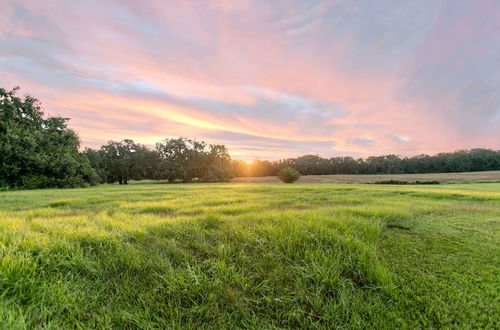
277 167 301 183
373 180 441 185
373 180 409 185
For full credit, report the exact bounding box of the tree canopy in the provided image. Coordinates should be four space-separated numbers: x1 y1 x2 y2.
156 137 232 183
233 149 500 177
0 87 98 189
84 140 156 184
83 138 233 184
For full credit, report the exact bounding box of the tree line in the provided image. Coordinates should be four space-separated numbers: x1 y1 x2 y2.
83 138 232 185
232 150 500 177
1 87 232 189
1 87 499 189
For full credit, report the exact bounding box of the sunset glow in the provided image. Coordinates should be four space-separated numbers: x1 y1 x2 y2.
1 0 499 159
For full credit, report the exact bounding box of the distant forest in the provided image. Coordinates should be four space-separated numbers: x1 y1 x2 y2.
234 149 500 177
2 87 499 189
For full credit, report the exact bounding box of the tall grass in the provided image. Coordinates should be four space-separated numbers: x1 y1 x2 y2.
0 182 499 328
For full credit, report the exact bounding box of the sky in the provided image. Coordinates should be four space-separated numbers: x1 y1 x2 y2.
1 0 499 160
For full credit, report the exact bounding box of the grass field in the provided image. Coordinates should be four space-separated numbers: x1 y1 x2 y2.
1 182 499 328
232 170 500 183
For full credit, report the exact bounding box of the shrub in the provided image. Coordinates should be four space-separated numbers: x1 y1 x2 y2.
373 180 409 185
373 180 441 185
277 167 301 183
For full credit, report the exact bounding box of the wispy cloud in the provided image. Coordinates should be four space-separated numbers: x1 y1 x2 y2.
1 0 498 159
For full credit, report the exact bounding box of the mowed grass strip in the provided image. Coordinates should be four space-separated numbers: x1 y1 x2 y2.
0 183 499 328
232 170 500 183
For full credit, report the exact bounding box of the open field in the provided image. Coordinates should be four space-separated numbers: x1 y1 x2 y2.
1 182 499 328
232 170 500 184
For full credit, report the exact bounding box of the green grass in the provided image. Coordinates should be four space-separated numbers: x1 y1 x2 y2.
0 182 499 328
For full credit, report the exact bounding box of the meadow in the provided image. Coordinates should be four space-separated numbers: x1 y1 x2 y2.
0 182 499 328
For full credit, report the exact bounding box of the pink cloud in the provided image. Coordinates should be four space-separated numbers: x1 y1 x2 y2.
1 0 498 159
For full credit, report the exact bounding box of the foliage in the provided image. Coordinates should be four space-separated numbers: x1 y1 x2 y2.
203 144 233 182
233 149 500 177
374 180 411 185
0 87 98 188
414 180 440 185
1 87 234 188
85 140 153 184
0 182 498 328
83 138 232 184
156 137 232 182
373 180 441 185
277 167 301 183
